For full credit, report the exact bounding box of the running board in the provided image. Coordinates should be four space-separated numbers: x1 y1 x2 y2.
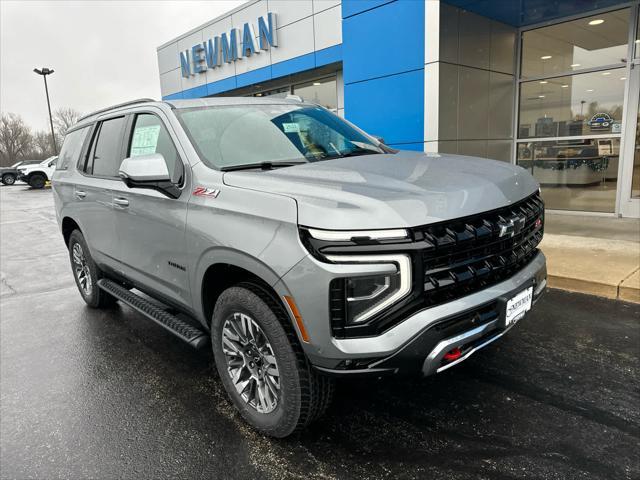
97 279 209 349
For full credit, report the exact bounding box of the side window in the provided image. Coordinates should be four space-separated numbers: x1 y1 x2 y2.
57 128 88 170
88 116 126 177
129 114 181 183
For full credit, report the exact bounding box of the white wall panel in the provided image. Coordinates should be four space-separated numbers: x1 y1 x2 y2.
337 69 344 109
313 5 341 51
271 16 314 64
157 43 179 75
160 69 182 96
231 0 268 31
313 0 340 14
268 0 312 28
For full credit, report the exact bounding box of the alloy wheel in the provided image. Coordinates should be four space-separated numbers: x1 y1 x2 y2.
221 312 280 414
72 243 92 296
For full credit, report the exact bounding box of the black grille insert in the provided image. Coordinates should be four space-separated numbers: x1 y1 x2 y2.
415 191 544 307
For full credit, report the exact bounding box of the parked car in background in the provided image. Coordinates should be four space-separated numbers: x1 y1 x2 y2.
52 97 546 438
1 161 25 185
1 160 41 185
17 156 58 188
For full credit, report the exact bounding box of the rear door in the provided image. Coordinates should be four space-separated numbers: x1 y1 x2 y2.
110 110 191 309
74 115 127 267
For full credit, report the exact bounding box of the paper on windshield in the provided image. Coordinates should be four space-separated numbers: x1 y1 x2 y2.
282 123 300 133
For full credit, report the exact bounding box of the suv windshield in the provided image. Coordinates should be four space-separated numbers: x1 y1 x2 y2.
175 104 386 170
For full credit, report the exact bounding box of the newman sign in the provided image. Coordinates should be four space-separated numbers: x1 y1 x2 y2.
179 12 278 78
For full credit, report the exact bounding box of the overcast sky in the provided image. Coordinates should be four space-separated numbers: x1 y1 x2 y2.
0 0 243 131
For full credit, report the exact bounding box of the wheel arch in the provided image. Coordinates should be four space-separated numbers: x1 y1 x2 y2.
194 248 293 330
61 216 82 246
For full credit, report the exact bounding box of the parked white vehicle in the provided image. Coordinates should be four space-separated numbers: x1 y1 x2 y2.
16 156 58 188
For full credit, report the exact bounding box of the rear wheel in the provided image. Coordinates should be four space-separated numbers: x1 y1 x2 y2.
211 283 333 438
29 173 46 189
68 230 116 308
2 174 15 185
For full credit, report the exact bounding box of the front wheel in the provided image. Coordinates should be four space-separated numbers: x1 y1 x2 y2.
29 174 46 189
211 283 333 438
2 174 16 185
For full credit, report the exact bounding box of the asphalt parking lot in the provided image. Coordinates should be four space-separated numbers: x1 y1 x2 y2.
1 184 639 480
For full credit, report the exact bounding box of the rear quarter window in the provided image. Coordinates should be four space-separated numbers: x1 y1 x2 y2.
57 127 89 171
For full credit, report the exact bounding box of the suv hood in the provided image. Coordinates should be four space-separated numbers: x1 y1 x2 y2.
222 151 539 230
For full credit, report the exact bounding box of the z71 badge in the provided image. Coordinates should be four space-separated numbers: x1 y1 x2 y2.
193 186 220 198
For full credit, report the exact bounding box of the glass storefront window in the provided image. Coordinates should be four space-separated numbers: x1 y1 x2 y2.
521 9 630 79
633 90 640 198
517 138 619 212
519 69 626 138
253 87 290 98
293 76 338 111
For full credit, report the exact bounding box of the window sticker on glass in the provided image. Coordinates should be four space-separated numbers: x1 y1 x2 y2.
282 123 301 133
131 125 161 156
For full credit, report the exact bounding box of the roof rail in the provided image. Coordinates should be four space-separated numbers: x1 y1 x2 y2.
77 98 156 122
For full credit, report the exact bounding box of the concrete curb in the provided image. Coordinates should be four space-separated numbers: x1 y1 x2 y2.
541 234 640 304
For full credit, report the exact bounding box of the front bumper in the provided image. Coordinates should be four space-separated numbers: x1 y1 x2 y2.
280 250 546 377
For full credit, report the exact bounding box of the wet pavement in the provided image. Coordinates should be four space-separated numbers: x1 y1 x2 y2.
1 185 639 480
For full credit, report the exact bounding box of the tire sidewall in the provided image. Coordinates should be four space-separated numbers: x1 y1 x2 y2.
211 286 302 437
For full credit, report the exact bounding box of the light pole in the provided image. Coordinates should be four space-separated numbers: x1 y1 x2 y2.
33 67 57 155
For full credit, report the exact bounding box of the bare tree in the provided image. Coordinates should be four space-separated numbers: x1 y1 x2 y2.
0 113 32 167
53 107 81 138
30 130 56 159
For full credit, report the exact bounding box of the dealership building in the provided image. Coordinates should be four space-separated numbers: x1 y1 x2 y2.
157 0 640 218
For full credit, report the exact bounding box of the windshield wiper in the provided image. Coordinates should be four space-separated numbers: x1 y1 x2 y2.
221 161 307 172
320 149 380 160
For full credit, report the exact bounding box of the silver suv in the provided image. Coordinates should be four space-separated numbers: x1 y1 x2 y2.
52 97 547 437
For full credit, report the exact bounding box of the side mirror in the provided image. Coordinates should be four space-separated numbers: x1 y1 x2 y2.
372 135 385 145
119 153 179 198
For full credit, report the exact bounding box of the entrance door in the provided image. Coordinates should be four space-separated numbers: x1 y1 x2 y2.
619 7 640 218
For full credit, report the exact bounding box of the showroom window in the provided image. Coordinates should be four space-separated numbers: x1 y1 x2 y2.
516 8 631 213
292 77 338 111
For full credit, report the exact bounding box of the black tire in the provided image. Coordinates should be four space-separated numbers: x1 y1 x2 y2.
29 173 46 189
68 230 116 308
2 174 15 185
211 282 333 438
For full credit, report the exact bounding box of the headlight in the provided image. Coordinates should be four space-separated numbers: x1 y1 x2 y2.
326 254 411 324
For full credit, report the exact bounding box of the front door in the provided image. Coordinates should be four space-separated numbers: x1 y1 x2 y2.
619 12 640 218
110 111 191 309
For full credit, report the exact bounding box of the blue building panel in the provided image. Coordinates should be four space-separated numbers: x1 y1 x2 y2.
342 0 396 19
344 69 424 146
236 65 272 88
181 84 209 99
271 52 316 79
206 76 237 96
314 44 342 68
342 0 425 85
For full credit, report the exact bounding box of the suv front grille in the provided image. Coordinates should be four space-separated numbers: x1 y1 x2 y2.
415 191 544 307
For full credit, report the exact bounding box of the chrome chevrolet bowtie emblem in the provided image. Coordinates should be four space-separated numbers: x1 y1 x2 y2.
498 214 526 238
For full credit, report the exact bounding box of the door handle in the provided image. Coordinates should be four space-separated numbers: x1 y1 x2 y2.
113 197 129 207
75 190 87 199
